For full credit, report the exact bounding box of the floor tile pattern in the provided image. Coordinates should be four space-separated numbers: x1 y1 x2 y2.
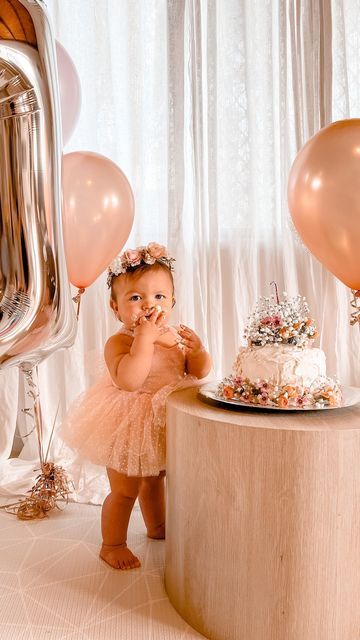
0 502 205 640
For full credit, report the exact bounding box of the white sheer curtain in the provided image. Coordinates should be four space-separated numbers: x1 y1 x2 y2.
1 0 359 503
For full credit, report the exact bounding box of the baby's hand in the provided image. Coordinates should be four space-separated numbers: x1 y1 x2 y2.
133 306 168 343
177 325 205 356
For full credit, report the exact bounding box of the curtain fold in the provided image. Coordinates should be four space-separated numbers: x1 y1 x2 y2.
1 0 359 505
288 0 332 144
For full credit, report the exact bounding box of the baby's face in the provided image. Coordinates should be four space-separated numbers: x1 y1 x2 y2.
111 268 174 329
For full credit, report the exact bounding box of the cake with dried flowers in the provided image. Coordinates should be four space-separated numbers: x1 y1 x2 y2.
217 293 341 409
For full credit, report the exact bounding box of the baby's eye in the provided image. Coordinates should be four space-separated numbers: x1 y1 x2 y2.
129 295 141 302
155 294 166 300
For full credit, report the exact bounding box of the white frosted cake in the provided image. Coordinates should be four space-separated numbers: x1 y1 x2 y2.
218 293 341 408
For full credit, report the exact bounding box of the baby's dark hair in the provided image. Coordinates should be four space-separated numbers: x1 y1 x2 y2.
110 260 175 301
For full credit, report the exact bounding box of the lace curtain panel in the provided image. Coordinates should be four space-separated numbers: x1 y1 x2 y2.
0 0 359 503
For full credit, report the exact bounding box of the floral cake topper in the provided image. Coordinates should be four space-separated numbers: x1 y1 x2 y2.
107 242 175 288
244 292 318 348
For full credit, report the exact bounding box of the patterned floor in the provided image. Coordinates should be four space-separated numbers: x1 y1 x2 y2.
0 501 204 640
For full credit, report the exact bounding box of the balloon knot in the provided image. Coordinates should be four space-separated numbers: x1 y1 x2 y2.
350 290 360 325
72 287 85 304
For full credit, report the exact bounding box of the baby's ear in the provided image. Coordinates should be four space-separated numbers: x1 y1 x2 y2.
110 298 120 320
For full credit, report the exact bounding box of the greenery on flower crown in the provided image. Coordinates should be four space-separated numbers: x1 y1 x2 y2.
244 293 318 348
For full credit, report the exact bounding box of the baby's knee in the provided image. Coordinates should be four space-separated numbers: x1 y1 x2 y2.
141 473 165 491
106 468 141 500
110 488 138 503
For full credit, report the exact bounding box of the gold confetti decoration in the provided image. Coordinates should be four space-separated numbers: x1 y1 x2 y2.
5 462 73 520
1 366 73 520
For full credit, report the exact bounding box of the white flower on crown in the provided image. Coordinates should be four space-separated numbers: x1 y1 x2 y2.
107 242 175 288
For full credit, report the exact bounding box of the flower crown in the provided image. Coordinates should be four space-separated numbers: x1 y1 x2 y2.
107 242 175 288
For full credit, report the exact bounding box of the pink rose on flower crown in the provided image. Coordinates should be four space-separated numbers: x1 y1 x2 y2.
147 243 168 259
123 249 142 266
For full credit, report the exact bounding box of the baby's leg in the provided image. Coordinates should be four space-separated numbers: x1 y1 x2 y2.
100 468 141 570
138 470 166 539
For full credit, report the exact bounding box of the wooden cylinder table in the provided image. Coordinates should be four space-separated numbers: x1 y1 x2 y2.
165 386 360 640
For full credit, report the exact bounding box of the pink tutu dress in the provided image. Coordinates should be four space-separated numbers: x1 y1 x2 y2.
61 332 198 477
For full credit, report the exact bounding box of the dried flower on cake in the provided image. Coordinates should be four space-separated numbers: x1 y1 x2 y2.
244 294 318 348
216 375 342 409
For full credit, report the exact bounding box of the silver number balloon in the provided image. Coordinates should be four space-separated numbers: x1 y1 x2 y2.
0 0 76 369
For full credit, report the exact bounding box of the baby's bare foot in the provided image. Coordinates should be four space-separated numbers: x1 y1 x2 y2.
147 522 165 540
100 543 141 570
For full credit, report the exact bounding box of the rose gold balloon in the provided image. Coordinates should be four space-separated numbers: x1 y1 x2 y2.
55 41 81 146
288 119 360 290
62 151 135 289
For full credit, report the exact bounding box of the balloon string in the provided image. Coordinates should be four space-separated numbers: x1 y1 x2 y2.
21 365 44 464
72 287 85 319
350 289 360 326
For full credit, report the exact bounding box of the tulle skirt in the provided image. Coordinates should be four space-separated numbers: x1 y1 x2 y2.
61 373 197 477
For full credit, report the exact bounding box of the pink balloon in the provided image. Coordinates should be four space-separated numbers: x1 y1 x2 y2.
56 41 81 145
62 151 135 288
288 119 360 291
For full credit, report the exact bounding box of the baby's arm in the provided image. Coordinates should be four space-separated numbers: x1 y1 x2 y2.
104 333 154 391
104 308 166 391
178 324 212 379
